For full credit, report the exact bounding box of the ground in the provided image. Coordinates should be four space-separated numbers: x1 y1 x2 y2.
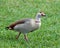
0 0 60 48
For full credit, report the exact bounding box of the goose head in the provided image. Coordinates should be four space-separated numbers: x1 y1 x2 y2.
40 12 46 16
36 12 46 20
36 12 46 18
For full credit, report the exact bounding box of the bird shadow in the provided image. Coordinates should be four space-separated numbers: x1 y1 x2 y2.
0 34 31 45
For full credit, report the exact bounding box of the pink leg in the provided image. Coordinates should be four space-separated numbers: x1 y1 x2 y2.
16 32 21 39
24 34 28 41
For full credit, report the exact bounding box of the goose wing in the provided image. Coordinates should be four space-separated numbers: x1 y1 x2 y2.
6 18 31 30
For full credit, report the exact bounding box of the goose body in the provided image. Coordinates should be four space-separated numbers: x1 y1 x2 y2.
14 18 40 34
6 12 46 41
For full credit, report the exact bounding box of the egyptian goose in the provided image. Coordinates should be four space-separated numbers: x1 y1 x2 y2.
6 12 46 41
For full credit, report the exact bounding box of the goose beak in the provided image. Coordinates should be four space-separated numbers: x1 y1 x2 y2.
43 14 46 16
44 14 46 16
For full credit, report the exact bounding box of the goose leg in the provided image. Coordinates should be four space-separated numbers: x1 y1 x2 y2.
16 32 21 39
24 34 28 41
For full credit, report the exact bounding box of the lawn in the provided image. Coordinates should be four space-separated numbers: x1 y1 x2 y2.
0 0 60 48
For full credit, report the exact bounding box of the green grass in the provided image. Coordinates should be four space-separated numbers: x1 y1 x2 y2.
0 0 60 48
